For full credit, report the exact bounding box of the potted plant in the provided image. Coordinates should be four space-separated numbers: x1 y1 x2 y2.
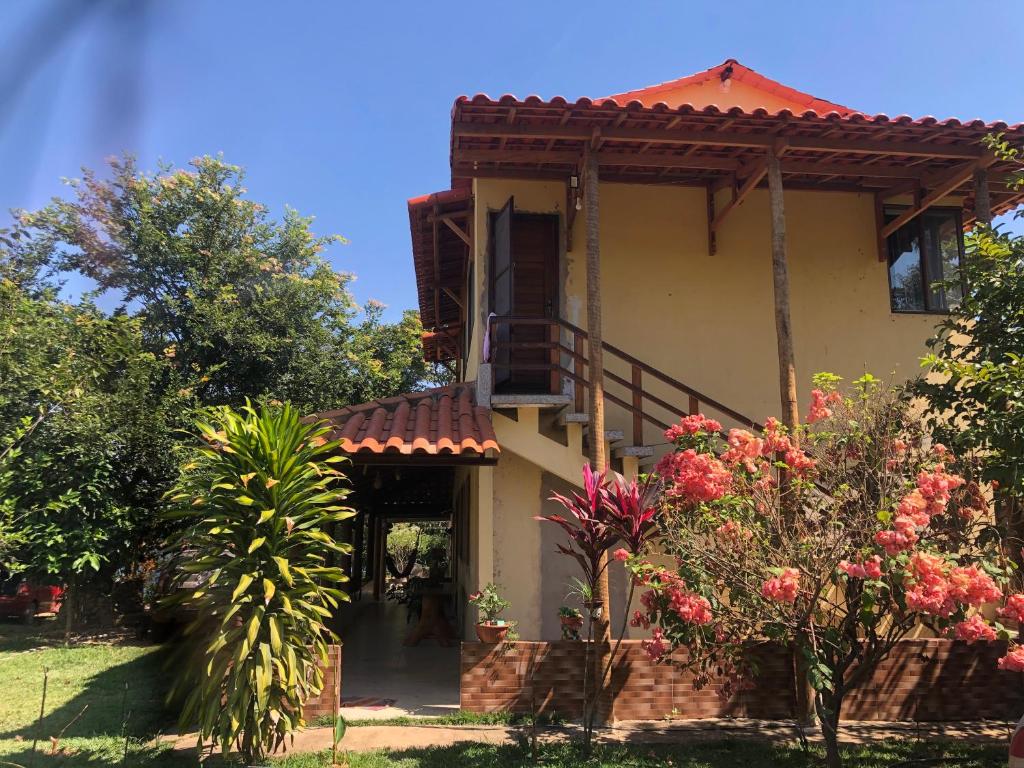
469 583 511 643
559 606 583 640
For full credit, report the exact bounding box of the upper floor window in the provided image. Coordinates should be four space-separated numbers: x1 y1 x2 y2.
886 207 965 313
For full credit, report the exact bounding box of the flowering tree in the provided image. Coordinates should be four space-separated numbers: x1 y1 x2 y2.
628 376 1020 768
537 466 660 749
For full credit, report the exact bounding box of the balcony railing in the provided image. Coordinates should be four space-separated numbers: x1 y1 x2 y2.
486 315 760 446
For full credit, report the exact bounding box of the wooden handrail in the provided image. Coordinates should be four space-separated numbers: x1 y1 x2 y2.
487 315 763 443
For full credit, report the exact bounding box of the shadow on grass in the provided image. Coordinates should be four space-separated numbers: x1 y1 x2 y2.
266 738 1008 768
0 643 177 743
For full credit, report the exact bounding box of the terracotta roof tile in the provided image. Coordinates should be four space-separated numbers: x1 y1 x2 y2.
314 384 499 458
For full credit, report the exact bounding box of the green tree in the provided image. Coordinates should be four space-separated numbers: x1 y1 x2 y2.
165 403 352 763
17 154 444 412
918 139 1024 563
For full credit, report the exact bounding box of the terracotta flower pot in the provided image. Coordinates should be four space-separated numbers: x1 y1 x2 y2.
475 622 510 643
560 615 583 630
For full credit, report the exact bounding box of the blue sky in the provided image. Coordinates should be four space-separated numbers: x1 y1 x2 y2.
2 0 1022 318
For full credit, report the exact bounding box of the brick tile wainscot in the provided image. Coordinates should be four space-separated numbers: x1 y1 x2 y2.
304 644 343 720
461 640 1024 722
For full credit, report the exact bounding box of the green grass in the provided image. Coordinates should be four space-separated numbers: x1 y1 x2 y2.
0 621 1008 767
269 739 1008 767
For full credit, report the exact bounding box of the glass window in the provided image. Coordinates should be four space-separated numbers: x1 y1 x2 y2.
886 207 964 313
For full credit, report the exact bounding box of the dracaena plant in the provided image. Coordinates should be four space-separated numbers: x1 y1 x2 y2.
163 401 353 764
537 465 663 750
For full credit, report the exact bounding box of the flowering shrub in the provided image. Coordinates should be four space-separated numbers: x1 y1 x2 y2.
628 374 1018 768
469 582 510 623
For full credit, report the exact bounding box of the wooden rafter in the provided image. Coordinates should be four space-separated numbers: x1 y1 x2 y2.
708 158 768 243
453 122 987 160
440 215 471 247
880 154 997 239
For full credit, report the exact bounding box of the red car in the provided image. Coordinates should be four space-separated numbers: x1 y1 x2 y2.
0 578 63 621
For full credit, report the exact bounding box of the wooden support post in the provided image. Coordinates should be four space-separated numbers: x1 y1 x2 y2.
370 514 381 601
631 365 643 447
974 166 992 226
767 146 801 433
688 394 699 416
574 331 586 413
874 193 888 263
706 184 717 256
583 145 612 717
351 510 364 597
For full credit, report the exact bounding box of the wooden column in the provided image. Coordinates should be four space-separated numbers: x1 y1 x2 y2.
351 510 364 598
767 145 800 433
584 146 607 473
974 167 992 226
584 145 612 722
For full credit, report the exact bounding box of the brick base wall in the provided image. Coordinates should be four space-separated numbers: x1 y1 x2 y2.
303 644 342 720
461 639 1024 722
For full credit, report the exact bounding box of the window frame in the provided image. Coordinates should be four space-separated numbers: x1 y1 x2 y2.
885 205 967 315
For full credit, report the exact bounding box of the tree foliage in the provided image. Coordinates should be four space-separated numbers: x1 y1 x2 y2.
631 378 1017 768
164 403 353 763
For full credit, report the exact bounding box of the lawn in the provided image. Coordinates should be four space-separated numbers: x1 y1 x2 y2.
0 621 1008 767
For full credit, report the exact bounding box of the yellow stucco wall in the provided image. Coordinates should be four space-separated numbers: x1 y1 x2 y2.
470 177 944 436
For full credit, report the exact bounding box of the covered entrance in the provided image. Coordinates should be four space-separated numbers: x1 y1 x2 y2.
314 384 499 717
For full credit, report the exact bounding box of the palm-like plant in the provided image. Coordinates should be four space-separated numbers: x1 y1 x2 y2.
164 402 353 764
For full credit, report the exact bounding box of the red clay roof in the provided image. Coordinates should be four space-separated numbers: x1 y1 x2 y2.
602 59 854 115
408 183 472 362
315 384 499 459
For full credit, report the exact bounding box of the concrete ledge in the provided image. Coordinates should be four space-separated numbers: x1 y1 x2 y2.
613 445 655 459
490 394 573 410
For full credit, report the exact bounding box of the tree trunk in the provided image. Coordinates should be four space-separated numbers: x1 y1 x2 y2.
63 577 75 646
815 690 844 768
583 146 612 724
767 147 800 432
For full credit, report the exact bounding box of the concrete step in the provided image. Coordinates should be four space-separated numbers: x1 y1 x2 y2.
558 412 589 426
613 445 655 460
490 394 573 410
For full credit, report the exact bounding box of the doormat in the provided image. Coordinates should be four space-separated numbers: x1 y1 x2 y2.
341 696 396 710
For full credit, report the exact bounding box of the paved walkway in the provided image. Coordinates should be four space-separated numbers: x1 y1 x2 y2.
333 595 461 719
174 718 1013 758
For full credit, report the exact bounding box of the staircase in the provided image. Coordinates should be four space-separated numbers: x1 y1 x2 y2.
478 316 761 483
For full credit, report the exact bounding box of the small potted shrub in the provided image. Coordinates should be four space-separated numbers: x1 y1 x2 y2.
469 583 511 643
558 606 583 640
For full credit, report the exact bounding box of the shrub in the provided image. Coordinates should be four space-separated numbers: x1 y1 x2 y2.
164 402 354 764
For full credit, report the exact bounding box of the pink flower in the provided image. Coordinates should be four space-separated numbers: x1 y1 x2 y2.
656 449 733 504
783 446 816 476
630 610 651 629
807 388 841 424
762 567 800 604
612 547 630 562
915 465 965 516
1001 594 1024 624
838 554 883 580
715 519 752 547
998 646 1024 672
721 429 766 473
641 626 668 661
668 589 713 625
953 614 997 644
947 565 1001 607
665 414 722 441
762 417 793 454
874 516 919 555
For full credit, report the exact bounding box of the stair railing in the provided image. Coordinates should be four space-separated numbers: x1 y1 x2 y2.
487 315 762 446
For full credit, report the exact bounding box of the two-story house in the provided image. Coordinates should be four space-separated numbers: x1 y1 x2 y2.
321 60 1023 658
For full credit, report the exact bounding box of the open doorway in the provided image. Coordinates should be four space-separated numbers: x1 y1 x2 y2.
332 465 462 718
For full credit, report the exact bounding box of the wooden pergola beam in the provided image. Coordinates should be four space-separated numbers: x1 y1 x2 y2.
880 154 997 239
453 123 987 160
453 148 741 172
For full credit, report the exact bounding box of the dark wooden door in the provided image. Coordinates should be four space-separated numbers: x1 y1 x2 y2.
491 207 559 394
